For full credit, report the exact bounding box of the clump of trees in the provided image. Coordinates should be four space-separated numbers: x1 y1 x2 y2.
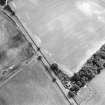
68 44 105 98
50 44 105 98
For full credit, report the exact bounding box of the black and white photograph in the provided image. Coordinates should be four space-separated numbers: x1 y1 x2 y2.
0 0 105 105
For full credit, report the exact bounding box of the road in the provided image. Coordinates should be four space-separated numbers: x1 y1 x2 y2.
0 0 105 105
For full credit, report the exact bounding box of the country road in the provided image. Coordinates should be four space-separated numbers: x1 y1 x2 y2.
0 0 105 105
